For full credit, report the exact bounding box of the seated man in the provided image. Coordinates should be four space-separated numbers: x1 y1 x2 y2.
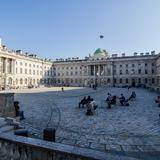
105 93 112 102
86 101 93 116
128 91 136 101
155 96 160 107
119 94 126 106
79 97 87 108
90 98 98 114
14 101 25 120
86 96 92 104
111 96 117 105
106 95 116 109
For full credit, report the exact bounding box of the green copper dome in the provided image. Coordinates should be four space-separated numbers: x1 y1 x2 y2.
93 48 108 57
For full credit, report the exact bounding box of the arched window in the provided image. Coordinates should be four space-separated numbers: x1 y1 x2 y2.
8 78 12 85
20 78 23 85
25 78 27 85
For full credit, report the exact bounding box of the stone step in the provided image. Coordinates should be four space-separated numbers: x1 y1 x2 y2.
0 117 7 127
0 125 14 133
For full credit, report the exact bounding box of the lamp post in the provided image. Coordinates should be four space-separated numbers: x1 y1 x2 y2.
112 61 115 87
95 72 99 89
80 65 83 87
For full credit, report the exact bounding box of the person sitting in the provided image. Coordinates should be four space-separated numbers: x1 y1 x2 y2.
79 97 87 108
106 95 116 109
119 94 126 106
128 91 136 101
90 98 98 114
105 93 112 102
155 96 160 107
14 101 25 120
86 101 93 116
86 96 92 104
111 96 117 105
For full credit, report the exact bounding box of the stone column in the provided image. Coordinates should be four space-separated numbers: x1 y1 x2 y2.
94 65 95 76
0 57 1 73
4 58 8 74
87 65 90 76
98 65 100 76
0 93 15 117
4 58 8 88
12 59 15 74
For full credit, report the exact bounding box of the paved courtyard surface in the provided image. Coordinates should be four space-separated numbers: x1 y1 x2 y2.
14 87 160 159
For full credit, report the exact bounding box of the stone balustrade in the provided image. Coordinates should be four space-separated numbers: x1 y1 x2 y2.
0 133 137 160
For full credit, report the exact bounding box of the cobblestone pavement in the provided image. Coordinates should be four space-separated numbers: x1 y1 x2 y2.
14 87 160 159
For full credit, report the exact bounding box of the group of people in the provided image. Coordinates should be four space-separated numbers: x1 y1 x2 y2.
105 91 136 109
79 96 98 116
79 91 137 115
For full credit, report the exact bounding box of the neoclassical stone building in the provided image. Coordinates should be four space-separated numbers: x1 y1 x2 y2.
0 42 54 89
54 48 160 90
0 40 160 90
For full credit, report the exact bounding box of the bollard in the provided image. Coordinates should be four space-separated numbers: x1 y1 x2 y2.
43 128 56 142
14 129 28 137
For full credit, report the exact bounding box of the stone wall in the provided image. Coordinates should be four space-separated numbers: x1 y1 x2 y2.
0 133 137 160
0 93 15 117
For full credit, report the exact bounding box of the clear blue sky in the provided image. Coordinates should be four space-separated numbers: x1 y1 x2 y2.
0 0 160 59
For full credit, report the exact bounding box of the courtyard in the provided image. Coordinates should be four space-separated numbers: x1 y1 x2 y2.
14 87 160 159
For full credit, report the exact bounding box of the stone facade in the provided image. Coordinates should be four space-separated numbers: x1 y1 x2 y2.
54 49 159 89
0 44 54 89
0 41 160 89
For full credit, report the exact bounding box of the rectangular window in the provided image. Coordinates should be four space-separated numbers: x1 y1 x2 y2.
20 68 23 74
145 78 148 83
145 69 148 74
138 69 141 74
138 78 141 83
126 70 128 74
